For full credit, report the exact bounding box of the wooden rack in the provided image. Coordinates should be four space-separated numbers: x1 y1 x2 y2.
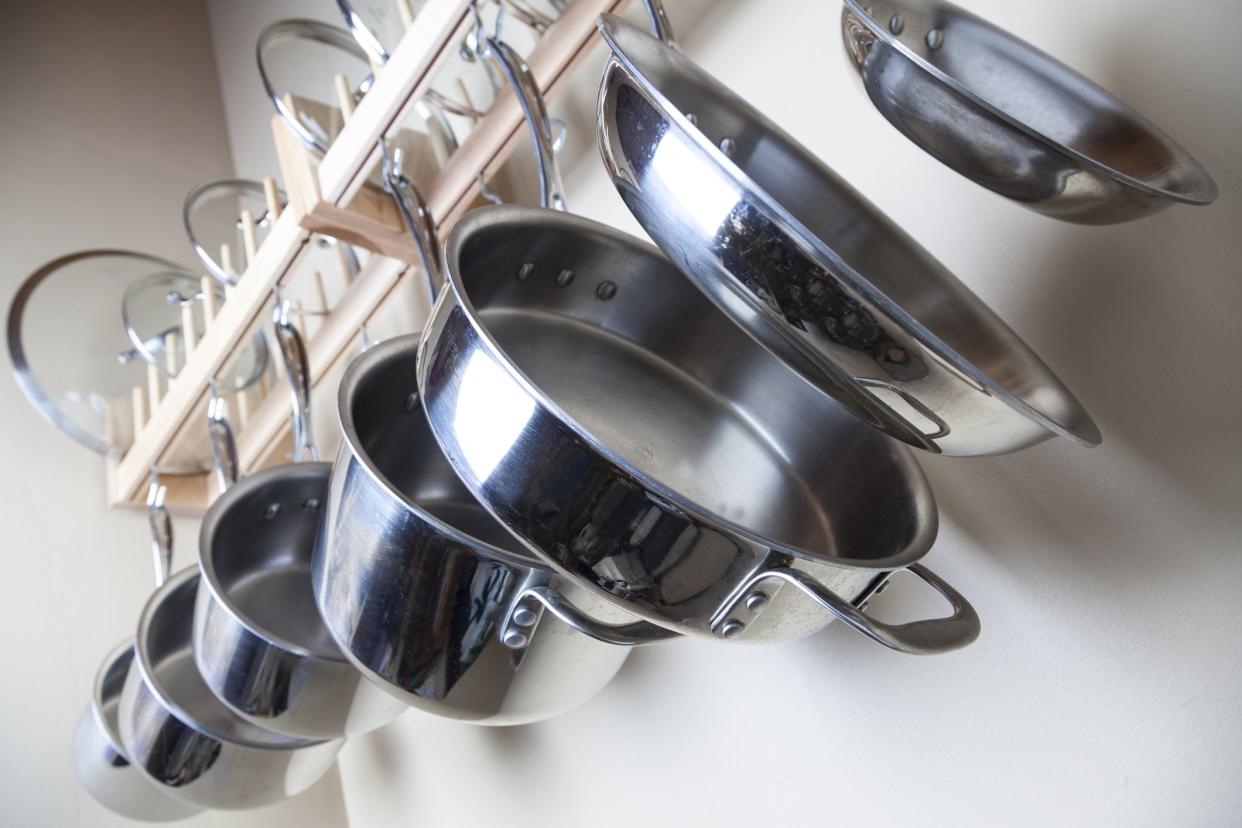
106 0 630 513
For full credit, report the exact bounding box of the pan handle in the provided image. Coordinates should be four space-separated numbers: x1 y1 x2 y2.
145 472 172 588
206 382 239 491
640 0 678 49
501 583 680 648
273 299 318 462
482 35 567 212
381 140 441 308
714 564 980 654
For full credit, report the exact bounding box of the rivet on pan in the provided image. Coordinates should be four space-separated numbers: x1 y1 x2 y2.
404 392 419 412
517 262 534 281
719 137 736 157
685 112 698 126
502 629 529 649
720 619 745 638
926 28 944 50
556 269 575 287
302 497 321 512
596 280 617 300
745 591 769 611
264 503 282 520
511 607 539 627
888 14 904 34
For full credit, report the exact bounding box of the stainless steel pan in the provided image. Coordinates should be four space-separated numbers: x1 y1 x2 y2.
416 36 978 652
72 640 202 821
840 0 1217 224
596 10 1100 456
194 302 405 739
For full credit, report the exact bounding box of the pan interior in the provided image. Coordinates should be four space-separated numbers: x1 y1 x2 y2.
206 466 340 658
350 344 536 559
142 573 303 747
452 215 933 566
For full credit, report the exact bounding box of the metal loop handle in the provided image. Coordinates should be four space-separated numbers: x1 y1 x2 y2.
482 36 567 212
718 564 980 654
206 383 239 491
642 0 678 49
145 472 173 588
501 583 680 648
381 141 442 307
273 300 318 462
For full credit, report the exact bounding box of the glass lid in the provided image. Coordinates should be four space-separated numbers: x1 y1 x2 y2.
184 178 287 287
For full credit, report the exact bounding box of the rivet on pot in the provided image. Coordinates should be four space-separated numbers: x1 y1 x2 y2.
264 503 282 520
686 112 698 126
745 591 769 611
720 619 745 638
517 262 534 281
719 137 736 157
888 14 904 34
926 28 944 50
556 269 575 287
511 607 538 627
403 392 419 412
502 629 529 649
302 497 321 512
596 280 617 301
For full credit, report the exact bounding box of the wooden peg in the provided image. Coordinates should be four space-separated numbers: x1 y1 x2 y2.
455 78 477 118
200 276 218 325
333 73 356 123
239 209 259 267
334 242 356 290
263 177 282 222
164 330 180 377
396 0 415 31
146 363 162 409
181 301 198 357
312 270 330 317
132 385 148 435
235 387 251 429
294 300 309 344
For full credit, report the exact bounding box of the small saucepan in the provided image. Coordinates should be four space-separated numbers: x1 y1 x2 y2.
72 640 202 821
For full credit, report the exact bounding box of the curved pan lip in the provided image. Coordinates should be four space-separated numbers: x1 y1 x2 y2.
434 205 938 572
197 462 348 663
597 14 1102 449
842 0 1218 205
337 333 548 572
132 567 329 751
90 639 136 751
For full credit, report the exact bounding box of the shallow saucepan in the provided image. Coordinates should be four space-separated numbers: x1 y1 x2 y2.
596 12 1100 456
314 333 674 726
72 640 202 821
839 0 1217 224
417 204 978 652
121 567 342 810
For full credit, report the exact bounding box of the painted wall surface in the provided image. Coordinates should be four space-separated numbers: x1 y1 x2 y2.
168 0 1242 824
0 1 348 825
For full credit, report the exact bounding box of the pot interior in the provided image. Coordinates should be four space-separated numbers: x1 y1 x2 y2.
450 212 935 568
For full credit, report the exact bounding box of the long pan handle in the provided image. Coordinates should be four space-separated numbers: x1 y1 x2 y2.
145 473 172 588
206 384 239 491
641 0 678 49
273 300 318 462
381 141 442 308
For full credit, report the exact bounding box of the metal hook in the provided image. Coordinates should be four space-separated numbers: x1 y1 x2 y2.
476 174 504 205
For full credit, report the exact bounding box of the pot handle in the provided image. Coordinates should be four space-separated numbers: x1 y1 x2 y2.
716 564 980 655
381 140 441 307
482 35 567 212
206 381 239 491
273 299 318 462
501 583 680 648
145 471 172 588
640 0 678 49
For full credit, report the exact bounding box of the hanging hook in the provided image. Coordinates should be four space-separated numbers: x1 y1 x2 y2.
476 173 504 205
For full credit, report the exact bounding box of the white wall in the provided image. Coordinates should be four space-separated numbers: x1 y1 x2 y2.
0 1 348 825
215 0 1240 826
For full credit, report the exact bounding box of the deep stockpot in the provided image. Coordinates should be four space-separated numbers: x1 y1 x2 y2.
72 640 202 822
313 334 671 726
416 205 977 652
120 567 342 810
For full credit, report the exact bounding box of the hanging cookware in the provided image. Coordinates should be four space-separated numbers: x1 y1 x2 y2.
194 301 405 740
311 139 674 727
257 18 456 166
839 0 1217 223
595 9 1100 456
120 481 342 810
72 640 203 821
183 178 287 287
416 35 977 652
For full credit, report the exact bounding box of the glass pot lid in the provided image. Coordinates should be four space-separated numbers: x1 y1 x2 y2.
183 178 286 288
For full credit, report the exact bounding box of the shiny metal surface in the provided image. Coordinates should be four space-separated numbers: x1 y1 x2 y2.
417 205 977 651
314 334 668 725
120 568 342 810
596 14 1099 456
840 0 1217 223
72 640 202 821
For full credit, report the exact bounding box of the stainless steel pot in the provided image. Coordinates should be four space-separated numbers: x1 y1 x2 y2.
72 640 202 821
416 36 978 653
120 567 342 810
194 302 405 739
595 10 1100 456
839 0 1217 224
